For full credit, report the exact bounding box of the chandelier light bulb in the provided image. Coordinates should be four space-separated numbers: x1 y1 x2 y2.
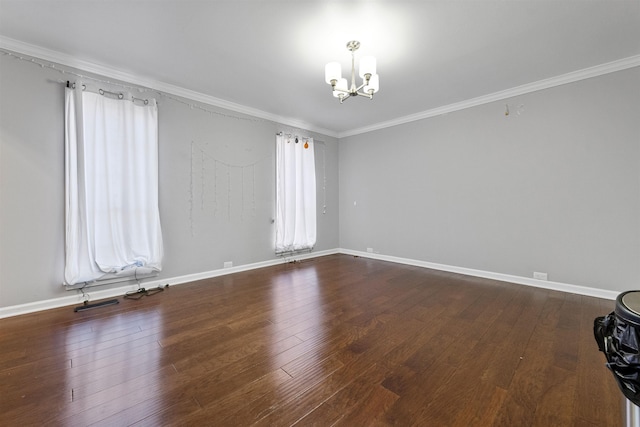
325 62 342 85
359 56 376 79
333 78 348 97
364 74 379 94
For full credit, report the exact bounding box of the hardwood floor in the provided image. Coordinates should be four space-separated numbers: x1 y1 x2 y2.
0 254 623 426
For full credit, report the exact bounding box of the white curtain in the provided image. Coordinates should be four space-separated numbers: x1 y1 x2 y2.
275 134 316 253
64 83 163 286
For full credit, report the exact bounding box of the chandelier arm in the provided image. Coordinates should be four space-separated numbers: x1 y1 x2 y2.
339 93 352 104
354 81 368 92
355 91 374 99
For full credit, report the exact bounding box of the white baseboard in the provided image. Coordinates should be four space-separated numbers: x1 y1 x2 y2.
338 248 620 301
0 249 339 319
0 247 618 319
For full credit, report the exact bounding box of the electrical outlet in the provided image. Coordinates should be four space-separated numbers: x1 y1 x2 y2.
366 248 374 253
533 272 548 281
224 261 233 268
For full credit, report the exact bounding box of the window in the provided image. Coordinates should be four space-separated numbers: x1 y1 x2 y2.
64 83 163 285
275 133 316 253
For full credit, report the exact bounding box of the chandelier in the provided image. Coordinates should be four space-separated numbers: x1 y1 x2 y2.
324 41 379 103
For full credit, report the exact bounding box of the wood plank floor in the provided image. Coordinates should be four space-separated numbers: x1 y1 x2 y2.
0 254 623 426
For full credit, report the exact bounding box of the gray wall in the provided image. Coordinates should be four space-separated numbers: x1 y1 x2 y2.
339 67 640 292
1 51 638 310
0 53 339 308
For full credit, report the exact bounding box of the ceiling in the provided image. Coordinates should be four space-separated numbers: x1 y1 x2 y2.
1 0 639 137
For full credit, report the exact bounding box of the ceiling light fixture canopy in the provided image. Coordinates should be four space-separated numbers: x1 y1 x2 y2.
325 41 379 104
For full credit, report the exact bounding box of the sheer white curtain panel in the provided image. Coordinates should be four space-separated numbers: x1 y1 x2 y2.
275 134 316 253
64 83 163 286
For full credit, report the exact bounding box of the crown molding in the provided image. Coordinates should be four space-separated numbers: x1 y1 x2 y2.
338 54 640 138
1 35 637 140
0 36 339 138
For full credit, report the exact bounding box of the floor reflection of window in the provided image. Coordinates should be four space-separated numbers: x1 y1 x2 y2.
268 265 325 371
62 309 164 424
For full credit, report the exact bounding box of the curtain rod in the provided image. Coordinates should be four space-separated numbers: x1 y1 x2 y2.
66 80 149 104
276 132 325 146
277 131 310 139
